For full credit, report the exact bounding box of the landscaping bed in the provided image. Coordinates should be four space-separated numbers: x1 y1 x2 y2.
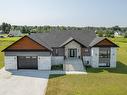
51 64 63 70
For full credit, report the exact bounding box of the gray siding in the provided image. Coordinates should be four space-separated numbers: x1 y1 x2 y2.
5 51 51 56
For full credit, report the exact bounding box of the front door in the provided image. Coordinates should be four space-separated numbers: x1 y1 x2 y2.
68 49 77 57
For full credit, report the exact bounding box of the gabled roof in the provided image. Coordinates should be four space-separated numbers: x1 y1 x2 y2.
89 37 105 47
89 37 119 47
2 30 118 52
28 30 96 48
2 36 51 52
60 37 74 47
59 37 86 47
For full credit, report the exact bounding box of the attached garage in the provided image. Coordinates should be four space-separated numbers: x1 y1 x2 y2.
2 35 54 70
17 56 38 69
4 52 51 70
2 36 52 70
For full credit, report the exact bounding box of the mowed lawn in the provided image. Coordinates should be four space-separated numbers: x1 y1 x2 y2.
0 37 20 69
46 37 127 95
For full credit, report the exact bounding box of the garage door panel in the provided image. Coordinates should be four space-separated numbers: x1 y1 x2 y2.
18 56 38 69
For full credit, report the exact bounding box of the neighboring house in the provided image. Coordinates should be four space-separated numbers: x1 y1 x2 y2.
114 32 119 37
0 31 3 34
2 30 118 70
114 31 122 37
8 30 22 37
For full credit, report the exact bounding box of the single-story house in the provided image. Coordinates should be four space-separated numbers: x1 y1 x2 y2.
2 30 118 70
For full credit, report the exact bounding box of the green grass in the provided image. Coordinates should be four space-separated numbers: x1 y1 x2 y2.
46 74 127 95
46 37 127 95
0 37 20 69
0 37 21 41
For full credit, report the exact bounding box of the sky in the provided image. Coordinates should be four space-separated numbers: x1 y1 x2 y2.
0 0 127 27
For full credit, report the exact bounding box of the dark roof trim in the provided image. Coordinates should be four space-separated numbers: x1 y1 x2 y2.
92 38 119 47
2 36 51 52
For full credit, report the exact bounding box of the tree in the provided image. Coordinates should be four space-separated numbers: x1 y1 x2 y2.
1 22 11 33
20 26 30 33
97 30 104 37
112 26 121 31
105 30 114 38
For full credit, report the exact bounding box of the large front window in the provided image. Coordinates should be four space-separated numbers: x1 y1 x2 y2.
99 48 110 67
99 49 110 58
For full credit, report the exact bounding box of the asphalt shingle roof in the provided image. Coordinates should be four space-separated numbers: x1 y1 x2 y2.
89 37 105 47
28 30 96 49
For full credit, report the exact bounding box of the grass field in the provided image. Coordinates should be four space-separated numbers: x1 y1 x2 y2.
0 37 20 69
46 37 127 95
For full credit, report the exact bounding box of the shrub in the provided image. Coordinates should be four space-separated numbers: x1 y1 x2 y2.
51 64 63 70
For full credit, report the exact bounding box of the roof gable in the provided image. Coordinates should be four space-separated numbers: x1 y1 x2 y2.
92 38 118 47
60 37 86 47
2 36 50 51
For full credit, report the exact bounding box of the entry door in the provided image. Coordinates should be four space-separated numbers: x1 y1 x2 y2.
69 49 77 57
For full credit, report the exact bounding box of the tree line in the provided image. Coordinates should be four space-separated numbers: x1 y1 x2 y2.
0 22 127 37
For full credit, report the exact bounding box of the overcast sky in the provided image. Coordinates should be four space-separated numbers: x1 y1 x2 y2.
0 0 127 27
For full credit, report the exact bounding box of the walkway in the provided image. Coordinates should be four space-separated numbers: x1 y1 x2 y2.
50 58 87 74
64 58 85 71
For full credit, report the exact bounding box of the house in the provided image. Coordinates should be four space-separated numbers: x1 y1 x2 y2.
114 31 122 37
2 30 118 70
0 30 3 34
114 32 119 37
8 30 22 37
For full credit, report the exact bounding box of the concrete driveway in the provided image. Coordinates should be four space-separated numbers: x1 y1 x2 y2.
0 68 49 95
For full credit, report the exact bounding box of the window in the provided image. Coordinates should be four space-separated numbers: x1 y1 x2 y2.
26 56 30 58
99 48 110 67
99 49 110 58
53 48 59 56
84 48 91 56
32 56 37 59
85 49 89 52
55 49 58 55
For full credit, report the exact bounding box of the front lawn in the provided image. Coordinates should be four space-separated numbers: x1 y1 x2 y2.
46 37 127 95
46 74 127 95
